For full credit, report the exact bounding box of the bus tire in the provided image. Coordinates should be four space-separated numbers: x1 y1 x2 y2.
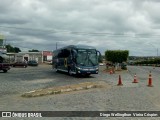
55 69 59 72
55 66 58 72
68 68 72 76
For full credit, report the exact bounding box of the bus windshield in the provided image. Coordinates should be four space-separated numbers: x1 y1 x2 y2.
76 49 98 66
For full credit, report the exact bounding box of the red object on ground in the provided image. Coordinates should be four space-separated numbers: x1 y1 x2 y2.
132 74 138 83
117 75 123 86
148 72 153 87
110 70 113 74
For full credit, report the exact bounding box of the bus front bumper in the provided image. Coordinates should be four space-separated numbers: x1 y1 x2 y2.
76 67 99 74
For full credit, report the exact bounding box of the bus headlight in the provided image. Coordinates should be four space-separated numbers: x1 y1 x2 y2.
96 67 98 70
76 67 81 70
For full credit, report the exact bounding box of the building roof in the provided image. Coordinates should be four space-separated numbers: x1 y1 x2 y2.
0 53 9 59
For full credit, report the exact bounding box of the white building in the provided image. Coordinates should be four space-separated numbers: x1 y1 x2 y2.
15 52 43 63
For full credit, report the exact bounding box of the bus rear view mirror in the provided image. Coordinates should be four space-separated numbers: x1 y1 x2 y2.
97 51 101 56
97 51 102 62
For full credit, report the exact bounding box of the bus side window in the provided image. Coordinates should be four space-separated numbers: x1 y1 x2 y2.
57 50 63 58
63 49 70 58
57 49 70 58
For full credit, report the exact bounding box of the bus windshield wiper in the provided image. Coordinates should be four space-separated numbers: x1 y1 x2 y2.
82 53 88 66
89 58 95 66
88 54 95 66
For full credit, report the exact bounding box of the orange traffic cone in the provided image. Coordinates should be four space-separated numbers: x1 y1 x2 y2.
132 74 138 83
117 75 123 86
110 70 113 74
147 72 153 87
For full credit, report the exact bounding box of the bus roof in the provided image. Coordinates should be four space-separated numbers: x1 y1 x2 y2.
70 45 96 49
54 45 96 51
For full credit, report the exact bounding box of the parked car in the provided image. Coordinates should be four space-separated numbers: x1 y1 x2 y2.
0 63 11 73
99 63 104 66
12 62 28 68
121 62 127 70
28 60 38 66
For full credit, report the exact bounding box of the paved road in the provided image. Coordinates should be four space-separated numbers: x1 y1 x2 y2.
0 65 102 96
128 65 160 108
0 65 160 120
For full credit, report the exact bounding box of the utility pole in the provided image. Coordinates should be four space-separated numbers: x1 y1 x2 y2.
4 38 6 48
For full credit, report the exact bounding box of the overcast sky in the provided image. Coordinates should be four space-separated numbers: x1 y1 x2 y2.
0 0 160 56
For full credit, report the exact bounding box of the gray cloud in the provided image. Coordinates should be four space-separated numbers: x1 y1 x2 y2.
0 0 160 56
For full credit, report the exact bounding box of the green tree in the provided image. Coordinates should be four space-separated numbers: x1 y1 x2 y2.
6 44 14 52
105 50 129 63
6 44 21 53
14 47 21 53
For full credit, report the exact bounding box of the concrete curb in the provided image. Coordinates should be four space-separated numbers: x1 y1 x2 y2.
21 81 108 98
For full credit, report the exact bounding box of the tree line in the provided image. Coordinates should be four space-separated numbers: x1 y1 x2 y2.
5 44 39 53
135 58 160 65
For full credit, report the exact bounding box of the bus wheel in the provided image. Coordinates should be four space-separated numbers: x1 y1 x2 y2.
55 68 59 72
3 70 8 73
55 66 58 72
68 68 72 76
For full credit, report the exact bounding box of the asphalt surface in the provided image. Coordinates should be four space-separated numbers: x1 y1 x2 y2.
0 65 160 120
